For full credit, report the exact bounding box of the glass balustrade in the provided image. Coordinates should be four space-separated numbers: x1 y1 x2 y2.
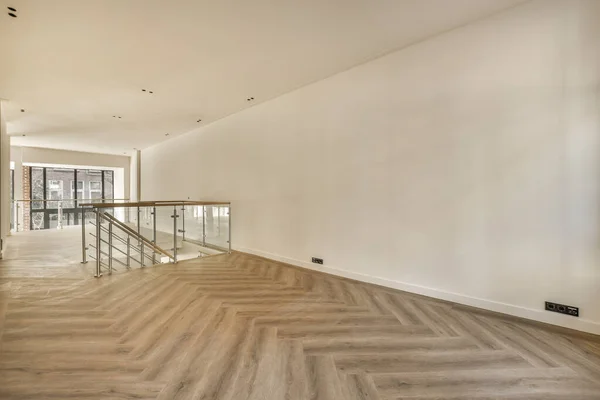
79 201 231 277
10 198 129 233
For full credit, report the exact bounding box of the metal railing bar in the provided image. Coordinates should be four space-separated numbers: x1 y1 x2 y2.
89 224 129 247
88 254 111 270
89 244 138 268
183 238 230 253
100 212 174 260
88 244 125 270
90 218 160 255
96 237 129 259
88 232 156 263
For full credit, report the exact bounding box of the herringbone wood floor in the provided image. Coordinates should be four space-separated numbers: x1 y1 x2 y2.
1 231 600 399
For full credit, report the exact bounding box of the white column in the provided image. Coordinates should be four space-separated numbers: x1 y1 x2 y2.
0 101 11 257
130 149 141 202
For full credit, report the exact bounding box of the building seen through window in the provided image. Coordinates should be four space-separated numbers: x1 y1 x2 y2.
27 167 115 230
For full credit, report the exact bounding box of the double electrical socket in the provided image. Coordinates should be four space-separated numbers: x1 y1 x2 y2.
545 301 579 317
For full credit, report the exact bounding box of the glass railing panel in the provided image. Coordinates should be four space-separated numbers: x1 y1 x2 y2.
10 201 15 232
136 206 153 239
182 205 204 243
78 201 229 276
111 206 129 225
154 205 178 253
204 205 230 251
31 211 45 230
6 199 126 233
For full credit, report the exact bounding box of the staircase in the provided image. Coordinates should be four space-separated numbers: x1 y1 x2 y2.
80 200 231 277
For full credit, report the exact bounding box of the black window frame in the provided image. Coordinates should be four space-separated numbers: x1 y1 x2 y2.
28 166 115 230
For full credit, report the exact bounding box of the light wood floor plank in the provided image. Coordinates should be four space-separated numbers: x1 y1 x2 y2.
1 229 600 399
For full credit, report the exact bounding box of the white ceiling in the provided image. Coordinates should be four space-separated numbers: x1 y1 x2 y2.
0 0 526 155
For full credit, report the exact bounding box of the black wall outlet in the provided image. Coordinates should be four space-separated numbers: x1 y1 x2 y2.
545 301 579 317
312 257 323 265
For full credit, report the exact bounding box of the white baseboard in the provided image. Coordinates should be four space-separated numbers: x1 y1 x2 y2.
235 246 600 336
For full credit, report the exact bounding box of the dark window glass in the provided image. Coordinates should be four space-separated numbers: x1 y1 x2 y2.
87 170 103 201
31 211 45 230
31 167 44 210
46 168 75 209
104 171 114 200
28 166 117 230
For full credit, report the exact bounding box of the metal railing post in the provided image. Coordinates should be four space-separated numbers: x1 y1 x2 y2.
137 206 141 246
126 235 131 268
81 209 87 264
95 210 102 277
16 202 20 232
152 206 157 264
202 206 206 247
228 206 232 254
173 206 178 263
57 202 63 230
181 205 185 241
140 241 145 267
108 221 113 275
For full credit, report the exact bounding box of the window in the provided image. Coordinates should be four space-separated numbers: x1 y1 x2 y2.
89 181 102 200
71 180 84 199
31 167 44 210
103 170 114 200
46 167 74 209
47 180 63 198
26 166 119 230
46 179 64 209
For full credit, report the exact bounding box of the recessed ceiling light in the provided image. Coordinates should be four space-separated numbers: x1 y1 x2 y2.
20 109 25 112
197 119 202 123
165 133 170 136
8 13 16 18
7 7 16 12
21 134 26 137
149 91 153 94
142 89 146 92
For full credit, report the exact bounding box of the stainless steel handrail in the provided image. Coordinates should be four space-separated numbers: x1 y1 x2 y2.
88 244 127 269
89 233 152 266
82 200 231 278
101 212 174 260
89 209 175 277
80 200 230 208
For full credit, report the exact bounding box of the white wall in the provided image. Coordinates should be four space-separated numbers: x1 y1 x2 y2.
142 0 600 333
